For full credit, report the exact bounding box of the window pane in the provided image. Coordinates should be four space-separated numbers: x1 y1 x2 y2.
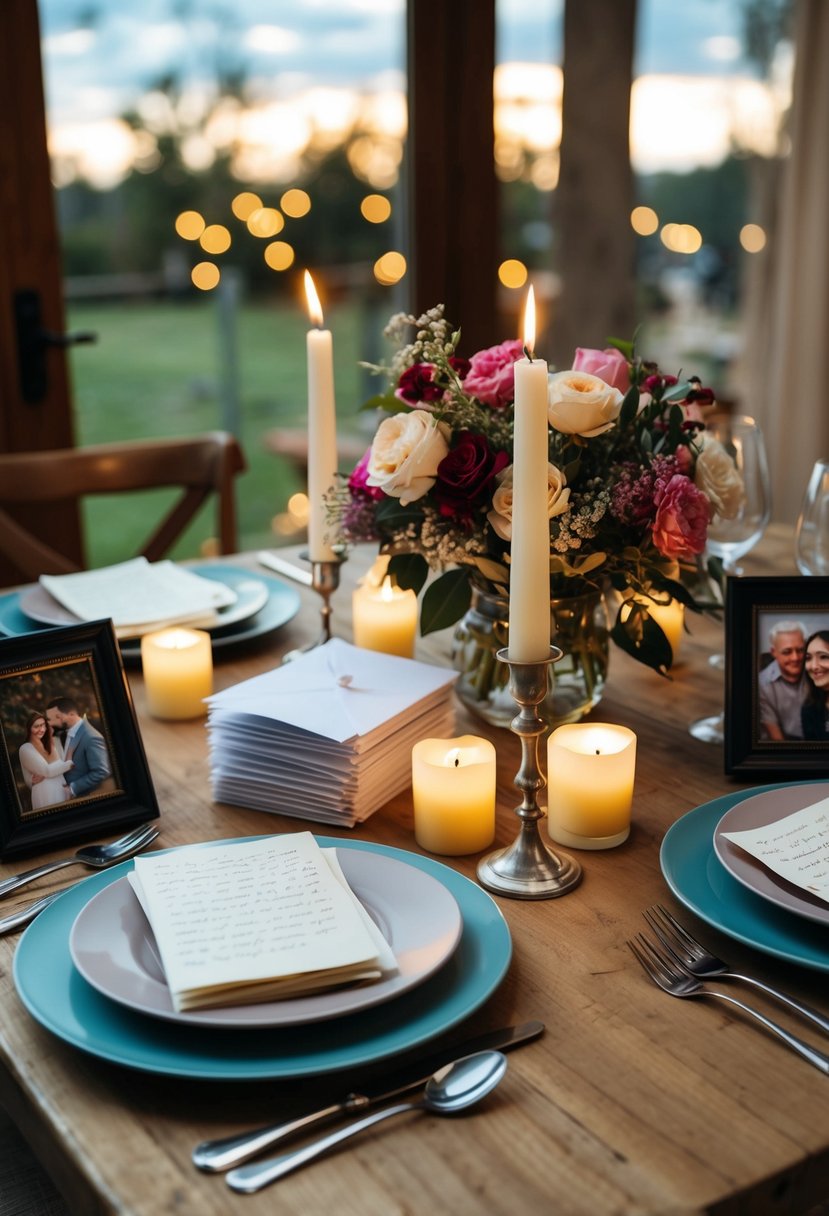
39 1 406 562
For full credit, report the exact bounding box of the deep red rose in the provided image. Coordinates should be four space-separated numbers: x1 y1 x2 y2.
642 373 678 395
395 362 444 405
449 355 471 380
435 432 509 524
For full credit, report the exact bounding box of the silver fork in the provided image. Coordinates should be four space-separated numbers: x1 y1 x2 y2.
0 823 158 899
628 933 829 1074
644 904 829 1037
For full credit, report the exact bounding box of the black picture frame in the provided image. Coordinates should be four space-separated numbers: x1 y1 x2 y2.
0 620 158 858
725 576 829 777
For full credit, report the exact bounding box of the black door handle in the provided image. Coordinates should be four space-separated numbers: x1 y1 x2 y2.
14 288 98 403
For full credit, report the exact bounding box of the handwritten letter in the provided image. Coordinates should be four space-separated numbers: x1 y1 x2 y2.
722 796 829 905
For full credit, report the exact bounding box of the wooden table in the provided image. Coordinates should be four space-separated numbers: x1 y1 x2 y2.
1 527 827 1216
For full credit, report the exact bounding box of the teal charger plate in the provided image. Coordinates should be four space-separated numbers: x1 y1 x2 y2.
660 782 829 972
13 837 512 1079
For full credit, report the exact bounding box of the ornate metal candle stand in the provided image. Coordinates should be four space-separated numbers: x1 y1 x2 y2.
477 646 582 900
283 550 345 662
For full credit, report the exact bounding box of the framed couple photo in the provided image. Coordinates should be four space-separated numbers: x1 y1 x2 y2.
0 620 158 857
725 576 829 776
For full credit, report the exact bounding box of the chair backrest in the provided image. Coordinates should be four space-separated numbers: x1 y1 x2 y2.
0 432 246 583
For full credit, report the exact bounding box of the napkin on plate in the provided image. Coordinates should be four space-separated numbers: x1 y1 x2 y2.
206 638 457 827
40 558 237 636
129 832 397 1012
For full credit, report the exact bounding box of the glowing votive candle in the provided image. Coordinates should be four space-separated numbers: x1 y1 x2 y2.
353 576 418 658
622 596 685 662
546 723 637 850
412 735 497 856
140 628 213 720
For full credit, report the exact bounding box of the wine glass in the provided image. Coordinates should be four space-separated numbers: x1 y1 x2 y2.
689 414 772 743
795 460 829 575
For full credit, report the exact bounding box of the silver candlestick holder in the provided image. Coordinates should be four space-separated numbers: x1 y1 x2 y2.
283 550 345 661
477 646 582 900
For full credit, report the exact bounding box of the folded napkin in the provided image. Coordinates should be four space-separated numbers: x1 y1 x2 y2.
40 558 237 636
721 796 829 905
130 833 397 1012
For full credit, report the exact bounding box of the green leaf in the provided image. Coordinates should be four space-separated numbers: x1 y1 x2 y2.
661 380 694 404
611 603 673 676
420 568 472 635
562 455 582 484
473 556 510 584
571 551 606 576
606 336 635 359
388 552 429 595
619 384 640 426
374 496 425 533
359 393 403 414
639 428 653 453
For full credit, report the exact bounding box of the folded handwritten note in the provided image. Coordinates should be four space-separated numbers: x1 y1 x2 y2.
131 833 395 1011
721 797 829 905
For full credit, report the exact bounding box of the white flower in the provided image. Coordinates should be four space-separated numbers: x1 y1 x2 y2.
487 463 570 541
366 412 450 505
547 370 623 438
694 434 745 520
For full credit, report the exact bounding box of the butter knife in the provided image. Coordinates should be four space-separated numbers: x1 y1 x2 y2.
192 1019 544 1173
256 551 313 586
0 891 62 935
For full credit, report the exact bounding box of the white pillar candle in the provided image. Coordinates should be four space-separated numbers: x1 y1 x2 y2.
412 735 497 855
140 628 213 720
546 723 637 849
304 270 338 561
509 285 551 661
353 575 418 658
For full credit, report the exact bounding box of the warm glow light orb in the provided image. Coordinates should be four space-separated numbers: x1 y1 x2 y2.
281 188 311 217
740 223 767 253
660 222 702 254
360 194 392 223
175 210 205 240
231 191 263 220
191 262 221 290
288 492 310 524
199 224 231 254
246 207 284 237
498 259 528 289
630 205 659 236
264 241 295 271
374 250 407 285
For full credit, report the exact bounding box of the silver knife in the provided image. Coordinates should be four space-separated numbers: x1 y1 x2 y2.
256 551 313 586
192 1019 544 1173
0 891 62 935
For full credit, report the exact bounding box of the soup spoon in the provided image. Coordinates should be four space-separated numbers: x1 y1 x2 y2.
226 1050 508 1194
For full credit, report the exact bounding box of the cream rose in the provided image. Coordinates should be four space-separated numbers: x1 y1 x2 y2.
366 412 450 504
487 462 570 541
694 434 745 521
547 370 623 438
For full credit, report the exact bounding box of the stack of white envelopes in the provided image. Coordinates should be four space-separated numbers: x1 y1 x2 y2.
206 638 457 826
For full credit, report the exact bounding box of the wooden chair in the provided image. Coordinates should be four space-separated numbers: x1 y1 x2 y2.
0 431 246 584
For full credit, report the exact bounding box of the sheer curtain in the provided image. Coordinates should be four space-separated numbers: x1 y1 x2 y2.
742 0 829 525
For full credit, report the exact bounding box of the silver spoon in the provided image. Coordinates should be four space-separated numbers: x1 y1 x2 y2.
226 1050 508 1194
0 823 159 899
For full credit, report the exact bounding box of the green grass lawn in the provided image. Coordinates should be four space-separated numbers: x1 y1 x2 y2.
66 295 384 566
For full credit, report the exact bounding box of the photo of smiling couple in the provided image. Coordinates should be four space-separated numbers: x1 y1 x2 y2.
18 696 114 813
758 615 829 742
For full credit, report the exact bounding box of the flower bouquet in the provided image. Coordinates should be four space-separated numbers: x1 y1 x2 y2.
334 305 742 722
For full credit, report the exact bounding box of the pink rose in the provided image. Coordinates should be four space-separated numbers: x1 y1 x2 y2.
651 474 710 559
348 448 385 501
462 338 524 408
573 347 630 394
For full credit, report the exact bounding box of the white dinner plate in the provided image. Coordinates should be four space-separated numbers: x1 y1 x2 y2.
713 782 829 927
19 564 269 636
69 847 463 1028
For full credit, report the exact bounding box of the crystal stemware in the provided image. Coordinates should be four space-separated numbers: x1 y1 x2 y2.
795 460 829 575
689 414 772 744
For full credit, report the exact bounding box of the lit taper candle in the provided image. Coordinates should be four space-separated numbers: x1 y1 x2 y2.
508 285 551 661
304 270 338 561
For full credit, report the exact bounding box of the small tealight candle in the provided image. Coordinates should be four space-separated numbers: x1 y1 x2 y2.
140 628 213 720
546 723 637 850
353 575 418 659
412 735 497 856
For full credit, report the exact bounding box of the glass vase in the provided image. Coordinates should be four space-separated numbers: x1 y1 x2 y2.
451 586 609 730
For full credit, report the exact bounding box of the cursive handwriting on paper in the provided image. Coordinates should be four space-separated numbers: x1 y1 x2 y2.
721 797 829 904
132 832 382 1005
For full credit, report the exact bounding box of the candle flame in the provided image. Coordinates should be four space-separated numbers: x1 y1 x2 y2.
522 284 536 358
380 576 394 602
304 269 324 327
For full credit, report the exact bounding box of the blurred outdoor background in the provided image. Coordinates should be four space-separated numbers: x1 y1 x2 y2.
40 0 793 562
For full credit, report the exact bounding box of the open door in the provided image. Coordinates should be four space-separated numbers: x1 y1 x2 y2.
0 0 83 582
